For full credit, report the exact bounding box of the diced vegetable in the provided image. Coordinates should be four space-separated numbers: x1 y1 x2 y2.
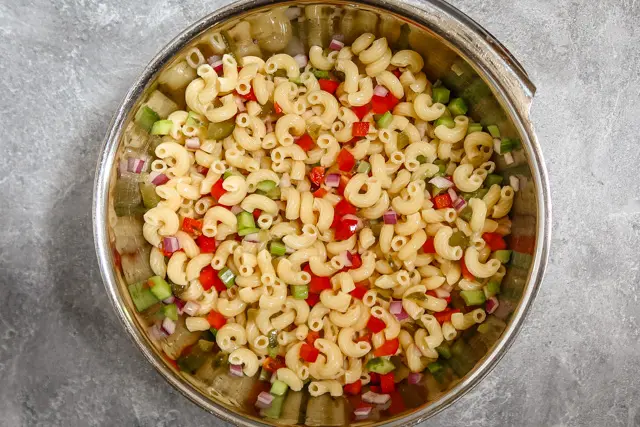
422 237 436 254
484 281 501 298
296 133 315 151
367 316 386 333
291 285 309 300
500 138 514 154
434 116 455 129
467 123 483 134
433 193 453 209
311 69 330 79
432 87 450 104
210 179 227 200
484 174 504 188
207 310 227 330
150 120 173 135
270 380 289 396
356 161 371 174
261 394 285 419
336 149 355 171
436 342 452 359
128 281 160 312
163 303 178 321
139 182 161 209
148 276 173 301
376 111 393 128
318 79 339 94
218 267 236 288
237 211 257 235
259 368 272 382
309 275 331 294
493 250 512 264
196 235 217 253
257 187 281 200
351 104 371 120
135 106 160 133
256 180 276 192
487 124 500 138
309 166 325 186
434 308 460 324
207 119 235 140
380 372 395 393
352 122 369 137
483 232 507 251
449 230 469 248
334 217 359 240
374 338 400 357
343 379 362 395
427 361 444 374
300 343 319 363
460 290 487 306
366 357 395 374
448 97 468 116
270 241 286 256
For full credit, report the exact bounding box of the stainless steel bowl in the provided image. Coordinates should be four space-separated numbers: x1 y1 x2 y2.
93 0 551 425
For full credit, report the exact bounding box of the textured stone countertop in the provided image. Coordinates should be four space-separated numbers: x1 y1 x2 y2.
1 0 639 426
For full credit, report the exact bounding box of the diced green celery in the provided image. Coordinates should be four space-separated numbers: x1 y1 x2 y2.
139 182 161 209
148 276 173 300
458 206 472 222
260 101 275 117
306 122 321 140
185 111 204 128
150 120 173 135
114 177 143 216
508 137 522 150
218 267 236 288
370 220 383 237
128 282 160 312
268 346 279 358
449 231 469 248
484 174 504 188
416 155 427 164
144 90 178 119
484 281 501 298
500 138 514 154
357 161 371 174
493 250 512 264
376 111 393 129
487 125 500 138
239 227 260 237
262 394 285 419
461 188 489 201
198 339 215 352
427 361 444 374
207 119 235 140
237 211 256 233
256 180 277 192
259 367 272 382
366 357 395 374
135 106 160 133
432 87 450 104
448 97 468 116
270 241 286 256
311 69 330 79
397 132 410 150
511 251 533 269
436 342 452 359
460 290 486 306
257 187 281 200
270 380 289 396
434 116 455 129
176 348 208 373
467 123 483 134
291 285 309 300
163 303 178 321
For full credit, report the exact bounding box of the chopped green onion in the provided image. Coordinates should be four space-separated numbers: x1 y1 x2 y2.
484 281 501 298
500 138 514 154
467 123 483 134
487 125 500 138
460 290 487 306
484 174 504 188
356 161 371 174
207 119 235 140
256 180 277 192
135 106 160 133
432 87 450 104
128 282 159 312
434 116 455 129
163 303 178 321
270 241 286 256
449 231 469 248
311 69 330 79
237 211 256 234
448 97 468 116
148 276 173 300
493 250 512 264
270 380 289 396
366 357 395 374
376 111 393 129
416 155 427 164
218 267 236 288
150 120 173 135
291 285 309 300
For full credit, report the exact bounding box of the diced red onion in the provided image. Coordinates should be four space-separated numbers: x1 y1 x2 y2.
244 233 260 243
235 96 246 112
509 175 520 191
341 251 353 267
280 173 291 188
183 301 200 316
453 198 467 212
341 214 363 231
256 391 274 409
211 59 223 73
325 173 341 188
408 372 423 385
429 176 454 189
230 205 244 215
434 288 450 299
128 157 146 174
373 85 389 97
161 317 176 335
185 137 201 150
162 296 175 304
354 406 372 420
486 296 499 314
230 364 244 377
150 172 169 186
447 188 458 202
395 309 409 321
207 55 221 67
389 300 403 315
362 391 390 405
174 298 185 314
284 6 301 20
148 323 167 340
294 54 308 69
163 236 180 254
383 209 397 225
329 38 345 51
504 152 514 165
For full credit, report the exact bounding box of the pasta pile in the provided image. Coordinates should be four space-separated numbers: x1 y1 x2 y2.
134 32 516 399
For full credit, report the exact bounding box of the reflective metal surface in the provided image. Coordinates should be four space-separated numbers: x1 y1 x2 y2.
93 0 551 425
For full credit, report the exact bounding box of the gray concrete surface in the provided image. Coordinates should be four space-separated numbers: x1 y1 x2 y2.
1 0 639 426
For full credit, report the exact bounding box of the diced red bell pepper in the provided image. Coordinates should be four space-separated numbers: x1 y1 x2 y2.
423 237 436 254
388 390 406 415
306 292 320 307
374 338 400 357
200 266 224 292
206 310 227 330
313 188 328 198
262 356 286 373
380 373 395 393
356 333 371 344
334 217 359 240
351 104 371 120
483 232 507 251
300 343 320 363
352 122 370 137
369 372 380 385
309 275 332 294
350 285 368 300
337 174 350 196
274 102 282 114
336 149 356 172
253 209 261 220
385 92 400 109
343 380 362 395
334 199 357 217
433 193 453 209
369 385 381 393
367 316 387 333
182 217 203 235
371 95 390 114
236 88 257 102
210 179 227 200
392 69 402 78
305 330 320 346
350 253 362 269
196 235 217 253
164 354 179 369
296 133 315 151
318 79 340 94
434 308 460 325
460 257 475 280
309 166 326 186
